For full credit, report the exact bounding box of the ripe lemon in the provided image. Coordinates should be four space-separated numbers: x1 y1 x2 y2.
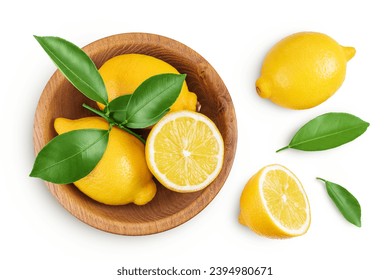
145 111 224 192
54 117 156 205
256 32 356 109
239 164 311 238
98 54 197 112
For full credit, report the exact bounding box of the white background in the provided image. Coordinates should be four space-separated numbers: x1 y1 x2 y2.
1 0 389 279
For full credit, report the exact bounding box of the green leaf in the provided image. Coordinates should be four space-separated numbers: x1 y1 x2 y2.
108 94 133 123
276 112 369 152
34 35 108 105
30 129 109 184
108 73 186 129
317 178 361 227
81 103 146 144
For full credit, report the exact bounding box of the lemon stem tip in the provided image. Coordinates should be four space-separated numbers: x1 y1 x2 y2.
343 46 356 61
256 86 264 98
256 78 271 99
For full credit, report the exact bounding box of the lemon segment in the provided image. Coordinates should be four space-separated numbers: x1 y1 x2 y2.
239 164 310 238
98 54 197 112
54 117 156 206
145 111 224 193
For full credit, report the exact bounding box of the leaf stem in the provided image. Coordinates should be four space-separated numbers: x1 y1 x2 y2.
316 177 326 183
276 146 289 153
82 103 146 144
117 125 146 144
83 104 112 122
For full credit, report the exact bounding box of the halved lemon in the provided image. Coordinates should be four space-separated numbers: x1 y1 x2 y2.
145 111 224 192
239 164 311 238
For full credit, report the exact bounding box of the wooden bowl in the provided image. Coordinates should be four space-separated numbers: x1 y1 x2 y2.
33 33 237 235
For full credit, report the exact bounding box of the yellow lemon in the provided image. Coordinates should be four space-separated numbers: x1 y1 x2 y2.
256 32 355 109
98 54 197 112
54 117 156 206
145 111 224 192
239 164 311 238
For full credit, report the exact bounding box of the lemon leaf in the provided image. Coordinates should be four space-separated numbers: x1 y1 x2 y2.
276 112 369 152
30 129 109 184
108 74 185 129
107 94 133 123
317 178 361 227
34 36 109 105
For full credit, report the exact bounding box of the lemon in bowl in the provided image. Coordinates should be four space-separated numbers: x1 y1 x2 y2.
54 116 157 206
97 53 197 112
145 111 224 193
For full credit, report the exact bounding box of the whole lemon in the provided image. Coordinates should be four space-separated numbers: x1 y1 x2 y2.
98 54 197 112
256 32 355 109
54 117 156 206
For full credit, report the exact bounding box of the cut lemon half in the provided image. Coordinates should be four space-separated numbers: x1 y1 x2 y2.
145 111 224 192
239 164 311 238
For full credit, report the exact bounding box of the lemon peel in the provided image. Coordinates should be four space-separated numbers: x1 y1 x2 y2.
256 32 355 109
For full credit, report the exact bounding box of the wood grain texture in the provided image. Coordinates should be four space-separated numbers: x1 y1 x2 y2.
33 33 237 235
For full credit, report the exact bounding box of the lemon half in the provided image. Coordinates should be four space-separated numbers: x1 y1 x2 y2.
145 111 224 192
239 164 311 238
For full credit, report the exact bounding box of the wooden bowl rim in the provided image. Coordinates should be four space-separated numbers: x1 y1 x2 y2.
33 32 237 235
